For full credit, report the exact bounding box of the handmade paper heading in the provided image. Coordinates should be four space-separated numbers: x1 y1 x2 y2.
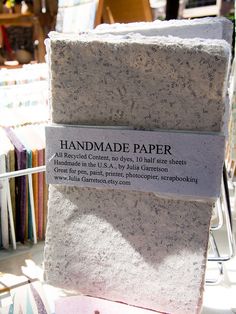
46 125 225 200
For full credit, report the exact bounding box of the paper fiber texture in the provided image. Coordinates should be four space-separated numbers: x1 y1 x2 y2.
47 32 231 133
94 17 233 45
44 32 231 314
46 125 225 200
55 295 163 314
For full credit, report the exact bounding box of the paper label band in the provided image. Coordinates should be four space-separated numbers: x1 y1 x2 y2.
46 125 225 200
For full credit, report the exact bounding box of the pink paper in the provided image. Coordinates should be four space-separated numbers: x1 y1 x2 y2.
55 296 164 314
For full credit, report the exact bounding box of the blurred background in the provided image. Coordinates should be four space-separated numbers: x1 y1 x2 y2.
0 1 235 313
0 0 234 67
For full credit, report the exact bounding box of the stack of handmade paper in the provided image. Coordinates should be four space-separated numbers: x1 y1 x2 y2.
44 17 232 314
94 16 233 44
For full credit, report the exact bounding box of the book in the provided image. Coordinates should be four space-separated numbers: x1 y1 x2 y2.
23 125 45 240
5 128 28 243
0 152 8 249
31 124 48 240
13 126 34 241
0 128 15 248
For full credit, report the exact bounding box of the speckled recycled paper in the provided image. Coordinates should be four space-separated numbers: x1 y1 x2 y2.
44 33 231 314
45 186 212 314
47 33 231 133
94 16 233 45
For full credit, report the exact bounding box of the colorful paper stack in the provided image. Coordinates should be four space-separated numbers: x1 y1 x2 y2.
0 124 47 248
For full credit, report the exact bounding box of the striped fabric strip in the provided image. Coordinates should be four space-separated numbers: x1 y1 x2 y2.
30 284 47 314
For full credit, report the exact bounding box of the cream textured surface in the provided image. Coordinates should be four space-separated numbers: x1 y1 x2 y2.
94 17 233 45
48 33 230 132
44 186 213 314
44 31 231 314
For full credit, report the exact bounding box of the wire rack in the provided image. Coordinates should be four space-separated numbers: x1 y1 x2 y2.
0 165 45 249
